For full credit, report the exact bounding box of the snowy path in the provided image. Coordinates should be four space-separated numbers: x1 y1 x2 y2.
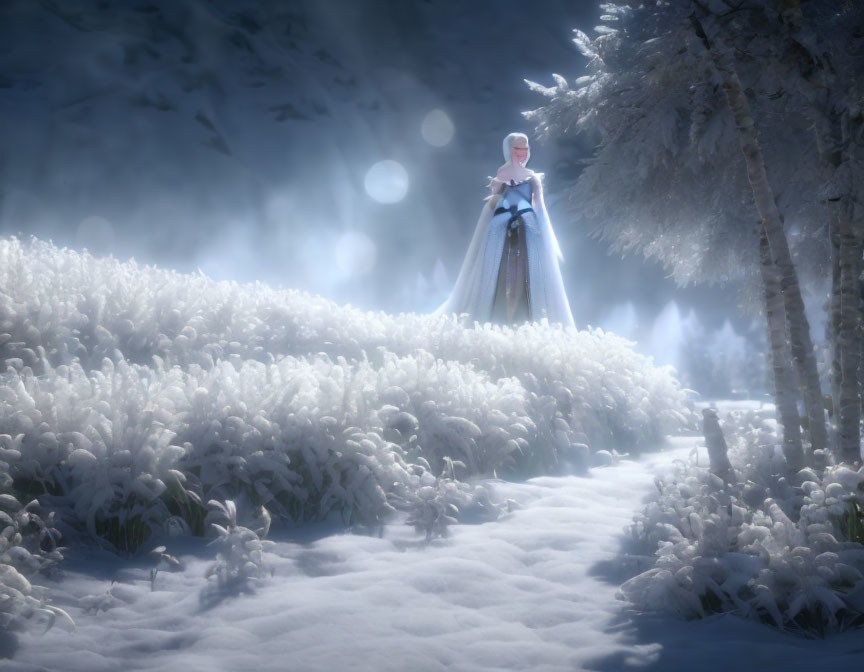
4 434 864 672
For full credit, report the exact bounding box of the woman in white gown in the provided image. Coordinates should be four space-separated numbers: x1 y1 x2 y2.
434 132 575 327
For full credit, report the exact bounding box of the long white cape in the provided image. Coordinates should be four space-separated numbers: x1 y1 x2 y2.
433 176 574 327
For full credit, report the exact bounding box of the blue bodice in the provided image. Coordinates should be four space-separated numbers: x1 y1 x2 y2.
494 179 537 233
497 180 533 210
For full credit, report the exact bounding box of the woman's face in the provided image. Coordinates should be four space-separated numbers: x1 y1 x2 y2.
511 140 529 166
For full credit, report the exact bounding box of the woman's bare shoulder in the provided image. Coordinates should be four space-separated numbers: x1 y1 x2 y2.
496 167 538 182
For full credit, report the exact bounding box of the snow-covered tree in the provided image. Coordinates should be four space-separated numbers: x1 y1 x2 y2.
524 0 864 465
767 0 864 463
688 0 826 465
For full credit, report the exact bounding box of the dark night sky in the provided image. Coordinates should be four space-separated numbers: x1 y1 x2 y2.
0 0 785 375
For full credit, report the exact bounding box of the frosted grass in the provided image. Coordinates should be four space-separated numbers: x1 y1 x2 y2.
0 456 669 672
0 236 692 453
4 438 863 671
0 234 694 640
620 404 864 636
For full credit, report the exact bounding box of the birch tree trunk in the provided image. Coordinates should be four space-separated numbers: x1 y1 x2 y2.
692 12 829 454
809 105 862 464
774 0 863 464
838 114 863 465
829 214 841 443
760 227 805 471
860 275 864 420
859 272 864 422
837 203 862 464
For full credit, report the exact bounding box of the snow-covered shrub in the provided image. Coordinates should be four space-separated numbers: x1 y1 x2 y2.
398 456 509 541
0 493 63 577
0 564 75 636
405 479 460 542
0 356 404 549
0 236 694 459
0 489 71 634
621 406 864 636
204 499 275 591
0 347 534 547
0 235 692 559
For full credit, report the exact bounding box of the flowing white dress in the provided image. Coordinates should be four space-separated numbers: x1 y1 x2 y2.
434 173 575 327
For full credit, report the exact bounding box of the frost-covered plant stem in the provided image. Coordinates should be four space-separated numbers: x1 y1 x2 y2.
691 3 828 455
204 499 273 590
702 408 735 483
759 228 804 471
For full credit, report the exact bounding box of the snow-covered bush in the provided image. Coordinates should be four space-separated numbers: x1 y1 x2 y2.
0 345 537 549
0 488 72 634
0 236 694 458
204 499 275 591
397 455 510 541
0 235 691 588
621 407 864 636
0 493 63 577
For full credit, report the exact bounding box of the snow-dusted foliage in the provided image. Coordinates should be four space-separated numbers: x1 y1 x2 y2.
0 490 72 634
0 236 691 583
523 1 829 297
0 235 692 453
204 499 274 591
398 456 514 542
621 406 864 636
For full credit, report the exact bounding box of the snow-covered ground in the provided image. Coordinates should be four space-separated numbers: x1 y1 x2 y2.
5 420 863 672
1 242 859 669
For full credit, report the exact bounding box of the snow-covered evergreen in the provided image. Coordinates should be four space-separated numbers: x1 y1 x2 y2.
523 1 832 292
523 0 864 467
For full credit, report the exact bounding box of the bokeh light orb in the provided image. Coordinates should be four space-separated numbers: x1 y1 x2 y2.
76 215 115 254
334 231 377 277
364 160 409 204
421 109 454 147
